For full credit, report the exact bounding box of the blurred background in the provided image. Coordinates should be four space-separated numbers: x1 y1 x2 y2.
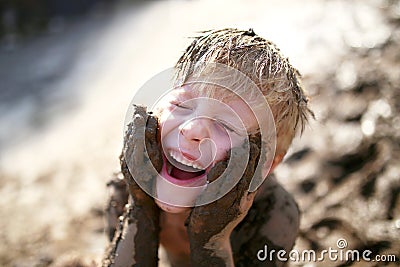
0 0 399 266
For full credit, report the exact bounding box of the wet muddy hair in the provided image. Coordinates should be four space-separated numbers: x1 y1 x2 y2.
175 28 314 157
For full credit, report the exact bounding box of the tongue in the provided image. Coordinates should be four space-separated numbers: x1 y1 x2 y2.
171 167 203 180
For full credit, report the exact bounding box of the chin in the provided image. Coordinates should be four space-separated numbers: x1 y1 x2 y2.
155 199 191 214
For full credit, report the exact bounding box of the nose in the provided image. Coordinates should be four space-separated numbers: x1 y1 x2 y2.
180 118 211 142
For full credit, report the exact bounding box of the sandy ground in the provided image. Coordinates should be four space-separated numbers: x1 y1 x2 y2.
0 0 399 266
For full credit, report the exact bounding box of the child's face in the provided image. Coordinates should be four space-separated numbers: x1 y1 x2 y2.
155 85 259 189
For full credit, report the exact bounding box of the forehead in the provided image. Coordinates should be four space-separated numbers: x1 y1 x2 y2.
174 84 245 102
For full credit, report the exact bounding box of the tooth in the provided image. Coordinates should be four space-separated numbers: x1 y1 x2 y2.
169 151 202 170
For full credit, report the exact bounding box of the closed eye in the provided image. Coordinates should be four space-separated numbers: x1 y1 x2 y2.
171 101 192 110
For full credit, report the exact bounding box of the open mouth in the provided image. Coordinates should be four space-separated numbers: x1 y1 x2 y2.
160 150 208 187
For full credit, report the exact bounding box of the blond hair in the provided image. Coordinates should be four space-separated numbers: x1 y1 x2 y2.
174 28 314 157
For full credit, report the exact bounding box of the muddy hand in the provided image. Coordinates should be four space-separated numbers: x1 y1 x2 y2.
122 105 163 199
103 105 163 267
186 135 261 267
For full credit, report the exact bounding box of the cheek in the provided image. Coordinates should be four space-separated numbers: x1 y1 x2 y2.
159 118 174 136
213 135 230 151
159 110 182 137
211 132 243 161
217 134 247 160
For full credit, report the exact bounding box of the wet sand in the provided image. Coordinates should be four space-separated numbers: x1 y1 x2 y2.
0 0 398 266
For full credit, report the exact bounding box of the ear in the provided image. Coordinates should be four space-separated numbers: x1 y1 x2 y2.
261 154 284 178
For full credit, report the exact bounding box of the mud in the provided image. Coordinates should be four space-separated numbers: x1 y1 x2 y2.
185 134 261 266
102 105 163 266
277 5 400 264
105 175 129 241
195 134 262 205
232 195 282 267
105 107 266 266
122 105 163 195
2 1 400 266
230 175 301 267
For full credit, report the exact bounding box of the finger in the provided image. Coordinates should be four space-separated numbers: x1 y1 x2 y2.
189 134 262 223
237 133 261 194
105 174 129 241
122 105 162 195
145 113 163 173
195 133 261 206
123 105 147 185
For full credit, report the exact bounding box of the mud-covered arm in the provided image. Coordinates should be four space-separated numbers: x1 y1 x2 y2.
105 175 129 242
186 136 261 267
102 105 163 267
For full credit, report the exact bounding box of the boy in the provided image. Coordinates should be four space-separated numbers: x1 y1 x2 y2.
103 28 313 267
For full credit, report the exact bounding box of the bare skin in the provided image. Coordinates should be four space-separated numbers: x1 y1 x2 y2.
102 28 311 266
161 174 299 267
103 107 162 267
102 105 299 267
